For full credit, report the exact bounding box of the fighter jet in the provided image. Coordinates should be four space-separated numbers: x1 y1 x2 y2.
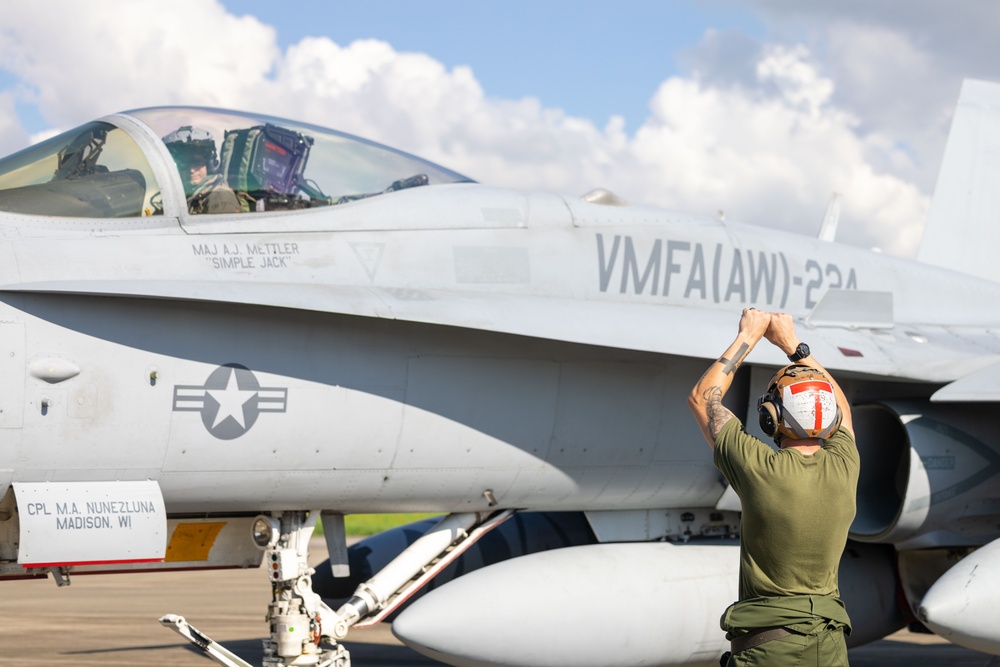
0 78 997 667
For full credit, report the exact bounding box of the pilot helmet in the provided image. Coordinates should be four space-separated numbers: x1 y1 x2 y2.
162 126 219 172
757 364 842 444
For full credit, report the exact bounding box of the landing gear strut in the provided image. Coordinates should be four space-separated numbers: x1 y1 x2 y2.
162 510 344 667
161 509 513 667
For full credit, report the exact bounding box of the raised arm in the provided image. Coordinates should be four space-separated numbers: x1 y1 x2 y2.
764 313 854 438
688 308 771 448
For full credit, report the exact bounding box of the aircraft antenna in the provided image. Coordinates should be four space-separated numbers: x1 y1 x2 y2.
818 192 842 242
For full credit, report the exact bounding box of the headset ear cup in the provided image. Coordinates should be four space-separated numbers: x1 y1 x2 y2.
758 401 779 436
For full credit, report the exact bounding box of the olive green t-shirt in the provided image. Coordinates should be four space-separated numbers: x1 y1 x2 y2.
714 418 859 601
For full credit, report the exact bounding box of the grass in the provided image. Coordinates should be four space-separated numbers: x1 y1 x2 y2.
314 513 442 537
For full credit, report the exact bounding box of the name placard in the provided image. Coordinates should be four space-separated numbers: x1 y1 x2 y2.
15 481 166 567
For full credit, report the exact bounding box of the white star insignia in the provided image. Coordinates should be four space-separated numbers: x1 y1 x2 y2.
207 368 257 429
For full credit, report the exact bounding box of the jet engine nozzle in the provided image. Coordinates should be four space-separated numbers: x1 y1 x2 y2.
850 401 1000 548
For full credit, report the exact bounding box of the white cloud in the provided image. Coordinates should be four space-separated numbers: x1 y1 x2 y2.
0 0 934 257
756 45 835 117
624 49 927 256
0 92 29 156
0 0 278 125
741 1 1000 191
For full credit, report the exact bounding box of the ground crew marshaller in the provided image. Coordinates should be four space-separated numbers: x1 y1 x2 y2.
688 309 859 666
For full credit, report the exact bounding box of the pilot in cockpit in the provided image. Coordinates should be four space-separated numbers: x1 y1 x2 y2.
162 126 241 214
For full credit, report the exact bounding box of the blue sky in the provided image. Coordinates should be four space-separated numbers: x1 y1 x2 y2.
0 1 998 257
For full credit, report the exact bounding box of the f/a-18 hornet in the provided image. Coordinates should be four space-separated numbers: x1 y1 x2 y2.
0 80 998 667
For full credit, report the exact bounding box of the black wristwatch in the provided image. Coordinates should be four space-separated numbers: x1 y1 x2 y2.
787 342 810 362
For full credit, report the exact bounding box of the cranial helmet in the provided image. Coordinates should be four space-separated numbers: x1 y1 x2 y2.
757 364 842 444
162 126 219 172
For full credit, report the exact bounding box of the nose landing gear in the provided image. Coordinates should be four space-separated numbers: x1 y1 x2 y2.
161 509 513 667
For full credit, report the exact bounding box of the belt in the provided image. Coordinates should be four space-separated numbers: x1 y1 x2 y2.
730 626 793 654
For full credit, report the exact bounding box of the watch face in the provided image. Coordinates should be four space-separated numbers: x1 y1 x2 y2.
790 343 809 360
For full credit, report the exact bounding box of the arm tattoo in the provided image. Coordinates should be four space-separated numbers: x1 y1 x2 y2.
718 342 750 376
703 385 735 440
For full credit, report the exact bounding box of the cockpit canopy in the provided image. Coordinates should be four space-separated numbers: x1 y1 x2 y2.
0 107 474 218
0 121 158 218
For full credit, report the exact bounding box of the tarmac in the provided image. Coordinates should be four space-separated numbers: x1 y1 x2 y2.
0 538 997 667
